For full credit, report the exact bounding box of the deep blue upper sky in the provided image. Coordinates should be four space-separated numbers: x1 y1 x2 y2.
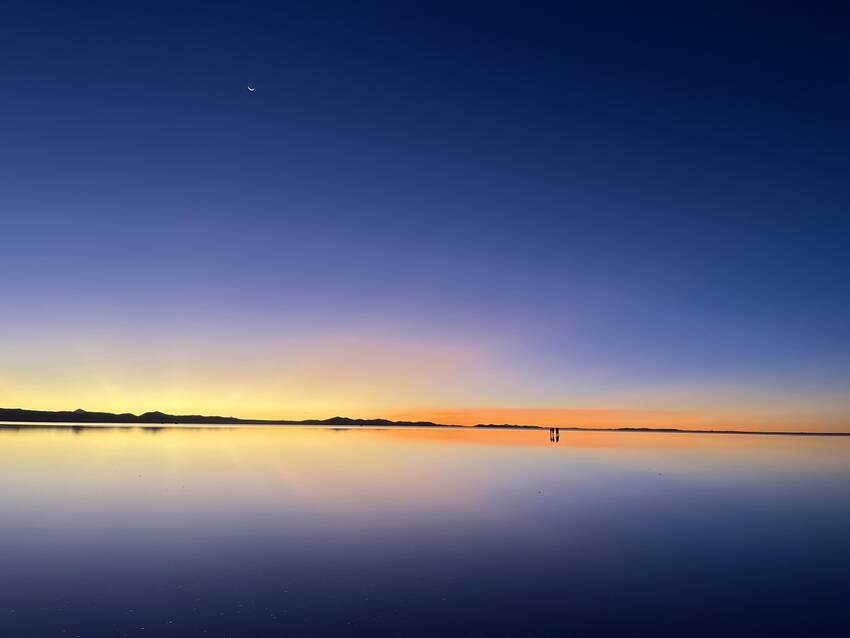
1 2 849 424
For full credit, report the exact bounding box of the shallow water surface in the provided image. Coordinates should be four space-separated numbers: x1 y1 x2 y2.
1 425 848 636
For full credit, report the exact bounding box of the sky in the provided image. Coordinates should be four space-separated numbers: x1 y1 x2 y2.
1 2 849 430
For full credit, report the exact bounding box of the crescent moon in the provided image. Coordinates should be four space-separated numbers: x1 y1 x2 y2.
248 86 255 91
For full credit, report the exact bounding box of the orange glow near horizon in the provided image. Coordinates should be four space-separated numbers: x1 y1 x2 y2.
1 401 847 433
3 332 848 433
381 407 848 433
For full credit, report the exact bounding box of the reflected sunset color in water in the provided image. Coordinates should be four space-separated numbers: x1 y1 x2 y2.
2 425 848 636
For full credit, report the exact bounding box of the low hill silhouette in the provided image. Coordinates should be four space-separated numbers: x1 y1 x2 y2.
0 407 847 436
0 407 443 428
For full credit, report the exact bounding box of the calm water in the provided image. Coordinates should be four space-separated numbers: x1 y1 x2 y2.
1 425 848 637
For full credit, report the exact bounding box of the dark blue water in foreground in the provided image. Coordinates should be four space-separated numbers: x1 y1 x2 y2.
1 426 848 636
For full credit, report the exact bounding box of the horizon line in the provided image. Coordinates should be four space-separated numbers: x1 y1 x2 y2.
1 406 848 437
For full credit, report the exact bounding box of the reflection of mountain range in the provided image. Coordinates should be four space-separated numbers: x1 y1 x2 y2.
0 408 847 436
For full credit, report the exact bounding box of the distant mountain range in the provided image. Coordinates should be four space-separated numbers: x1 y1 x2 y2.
0 407 847 436
0 407 446 428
